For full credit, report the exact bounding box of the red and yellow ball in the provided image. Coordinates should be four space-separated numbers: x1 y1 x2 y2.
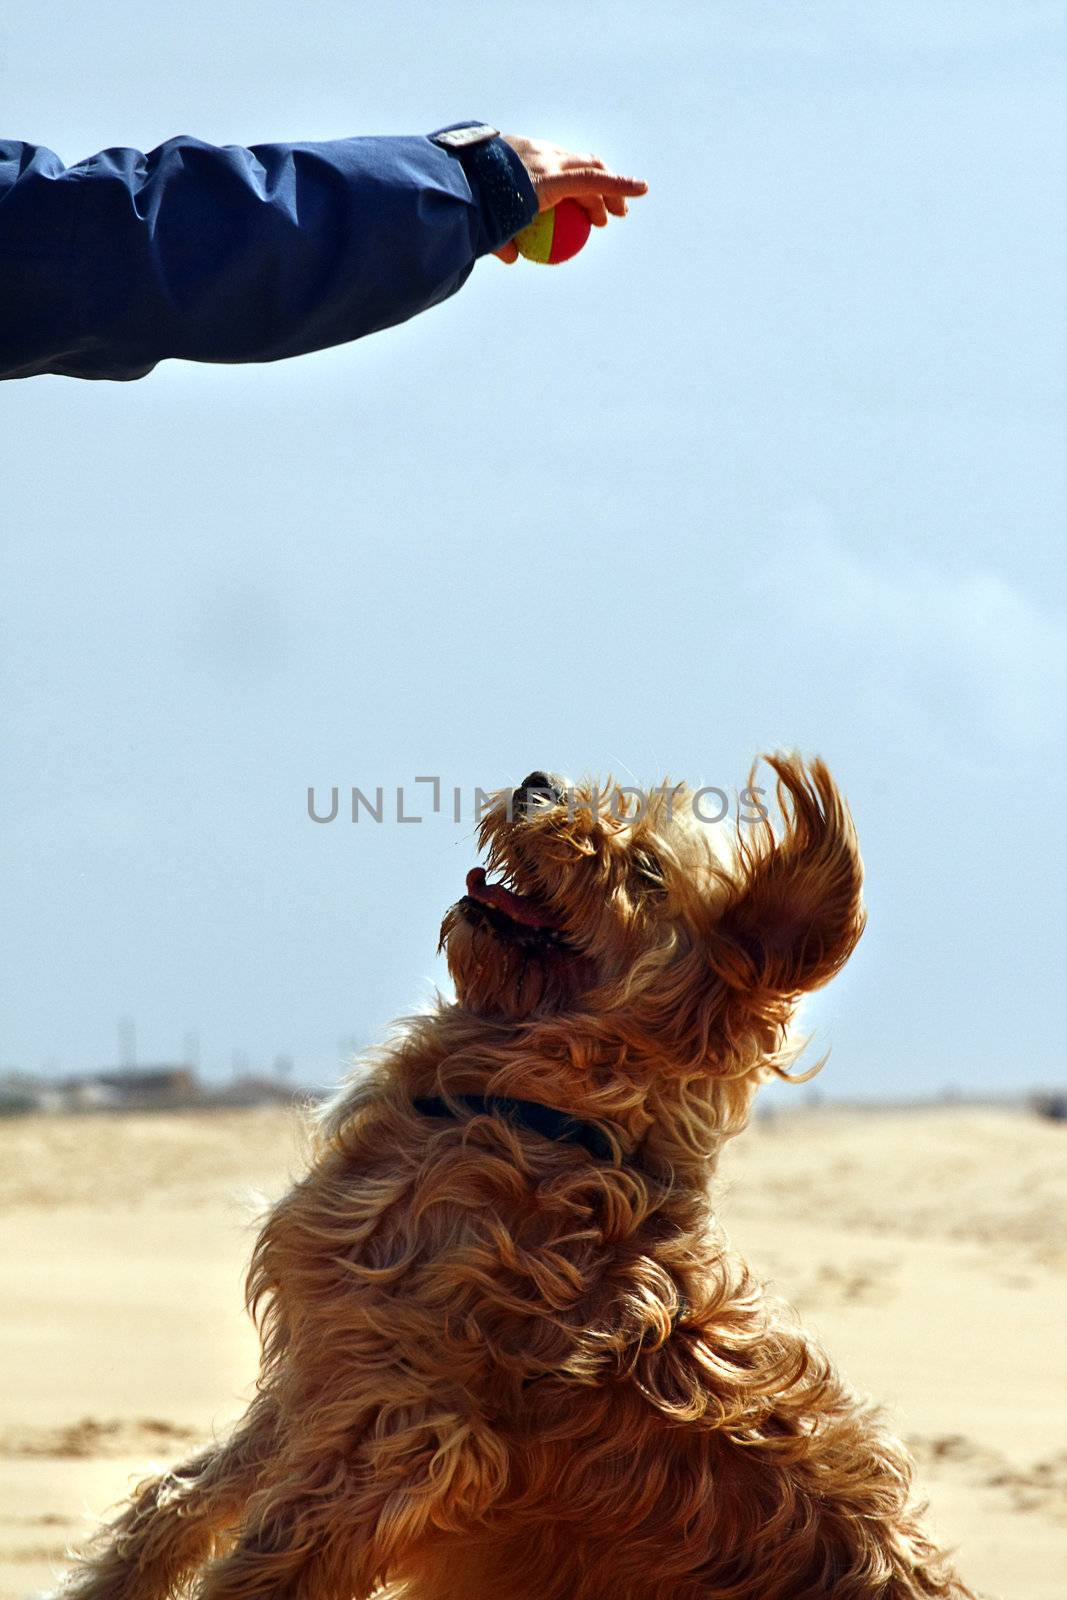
514 198 592 265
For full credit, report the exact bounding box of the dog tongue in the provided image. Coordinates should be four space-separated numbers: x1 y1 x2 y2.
465 867 561 930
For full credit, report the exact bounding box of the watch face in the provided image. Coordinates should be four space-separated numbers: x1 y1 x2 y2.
433 125 499 151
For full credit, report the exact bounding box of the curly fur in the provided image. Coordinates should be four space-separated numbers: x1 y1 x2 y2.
57 755 974 1599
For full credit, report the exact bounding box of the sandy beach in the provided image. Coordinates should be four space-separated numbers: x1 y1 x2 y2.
1 1103 1063 1600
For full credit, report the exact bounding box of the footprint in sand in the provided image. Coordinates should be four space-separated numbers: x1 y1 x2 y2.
909 1434 1067 1520
0 1417 200 1459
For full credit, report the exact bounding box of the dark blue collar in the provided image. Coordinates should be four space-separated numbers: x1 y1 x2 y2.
413 1093 624 1165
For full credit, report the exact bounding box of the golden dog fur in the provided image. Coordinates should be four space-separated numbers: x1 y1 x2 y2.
58 756 973 1599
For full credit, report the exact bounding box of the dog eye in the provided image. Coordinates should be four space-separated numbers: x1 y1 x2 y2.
632 849 665 888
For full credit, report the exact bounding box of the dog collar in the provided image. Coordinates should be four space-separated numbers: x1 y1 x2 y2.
413 1094 623 1165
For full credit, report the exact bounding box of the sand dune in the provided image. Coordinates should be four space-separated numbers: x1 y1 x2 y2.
0 1104 1063 1600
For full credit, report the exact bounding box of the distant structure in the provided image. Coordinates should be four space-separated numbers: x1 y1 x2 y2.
208 1075 304 1109
0 1072 49 1116
1031 1089 1067 1122
65 1065 200 1111
0 1064 311 1116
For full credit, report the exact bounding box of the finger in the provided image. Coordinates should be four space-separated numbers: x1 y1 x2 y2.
493 241 519 264
576 196 609 228
538 170 648 207
605 194 628 218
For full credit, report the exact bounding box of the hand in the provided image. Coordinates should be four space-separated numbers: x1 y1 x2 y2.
495 137 647 263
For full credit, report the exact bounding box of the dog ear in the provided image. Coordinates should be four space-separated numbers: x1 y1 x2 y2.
708 754 866 1016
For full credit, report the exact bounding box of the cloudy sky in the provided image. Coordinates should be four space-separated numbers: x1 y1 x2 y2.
2 2 1064 1097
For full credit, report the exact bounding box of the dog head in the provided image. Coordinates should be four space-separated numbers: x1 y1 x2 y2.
440 755 865 1079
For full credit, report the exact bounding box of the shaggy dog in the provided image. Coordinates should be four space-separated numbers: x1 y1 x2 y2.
58 757 973 1600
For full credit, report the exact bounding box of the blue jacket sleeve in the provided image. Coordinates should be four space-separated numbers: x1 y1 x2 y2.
0 129 537 380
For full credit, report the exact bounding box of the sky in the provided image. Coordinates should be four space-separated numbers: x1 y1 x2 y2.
1 2 1064 1099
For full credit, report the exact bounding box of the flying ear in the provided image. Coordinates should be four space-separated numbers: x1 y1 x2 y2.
709 755 866 1010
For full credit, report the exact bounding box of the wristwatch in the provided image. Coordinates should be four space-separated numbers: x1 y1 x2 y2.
428 123 537 254
430 123 500 152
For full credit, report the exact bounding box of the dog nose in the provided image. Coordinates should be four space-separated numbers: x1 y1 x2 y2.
515 771 565 817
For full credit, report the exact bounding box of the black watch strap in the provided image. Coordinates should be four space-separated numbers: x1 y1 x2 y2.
429 123 537 254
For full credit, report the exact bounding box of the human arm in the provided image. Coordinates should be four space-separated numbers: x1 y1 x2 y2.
0 126 536 381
